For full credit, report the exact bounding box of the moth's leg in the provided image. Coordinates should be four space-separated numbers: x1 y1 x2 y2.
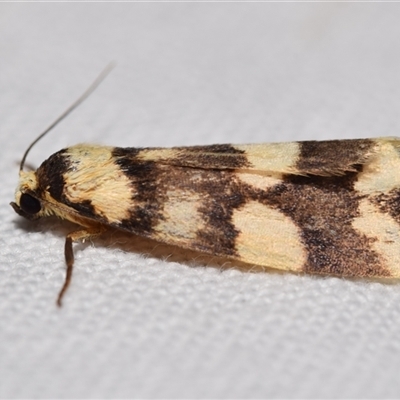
57 226 105 307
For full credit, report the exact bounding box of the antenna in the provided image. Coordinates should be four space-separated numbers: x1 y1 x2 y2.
19 63 115 171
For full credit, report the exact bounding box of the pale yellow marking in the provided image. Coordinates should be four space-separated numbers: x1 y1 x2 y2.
235 142 300 173
233 201 306 271
63 145 133 224
352 198 400 277
153 190 205 245
237 172 283 190
136 148 180 162
355 139 400 194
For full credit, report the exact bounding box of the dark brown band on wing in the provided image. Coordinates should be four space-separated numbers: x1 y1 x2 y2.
112 147 165 236
373 189 400 224
297 139 376 175
192 171 246 256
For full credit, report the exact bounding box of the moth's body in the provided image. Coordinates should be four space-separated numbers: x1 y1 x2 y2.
12 137 400 304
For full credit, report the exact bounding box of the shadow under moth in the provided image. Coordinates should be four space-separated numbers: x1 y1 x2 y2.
11 68 400 306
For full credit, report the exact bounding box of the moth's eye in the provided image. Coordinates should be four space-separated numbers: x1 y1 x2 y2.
19 193 41 215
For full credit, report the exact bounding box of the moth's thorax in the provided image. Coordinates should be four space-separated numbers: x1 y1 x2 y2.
16 144 140 227
12 145 125 224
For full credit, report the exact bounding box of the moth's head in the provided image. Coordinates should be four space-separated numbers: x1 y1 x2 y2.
11 170 45 220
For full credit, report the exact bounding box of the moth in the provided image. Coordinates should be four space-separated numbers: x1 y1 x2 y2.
11 68 400 306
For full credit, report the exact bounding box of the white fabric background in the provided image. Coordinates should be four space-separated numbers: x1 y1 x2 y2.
1 3 400 398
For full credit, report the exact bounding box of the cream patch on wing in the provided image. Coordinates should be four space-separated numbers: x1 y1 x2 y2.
352 198 400 277
235 142 300 173
355 140 400 194
237 172 283 190
137 148 180 162
63 145 133 223
153 189 205 245
233 201 306 271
